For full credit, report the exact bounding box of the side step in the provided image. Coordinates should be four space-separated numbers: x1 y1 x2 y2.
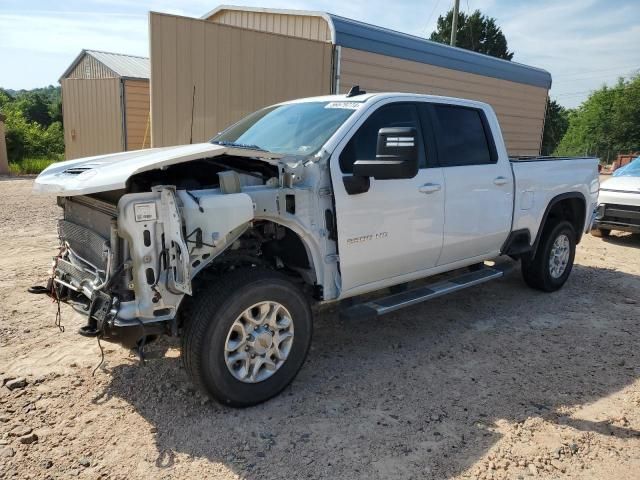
340 264 510 320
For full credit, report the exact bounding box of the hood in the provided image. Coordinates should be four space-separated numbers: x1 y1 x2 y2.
33 143 283 196
600 175 640 193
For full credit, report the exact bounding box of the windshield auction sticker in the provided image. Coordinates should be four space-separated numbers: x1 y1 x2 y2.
324 102 361 110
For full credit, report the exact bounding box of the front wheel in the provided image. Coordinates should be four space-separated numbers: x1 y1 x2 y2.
182 269 312 407
522 220 576 292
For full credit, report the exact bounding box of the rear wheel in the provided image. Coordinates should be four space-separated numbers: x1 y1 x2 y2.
182 269 312 407
591 227 611 238
522 220 576 292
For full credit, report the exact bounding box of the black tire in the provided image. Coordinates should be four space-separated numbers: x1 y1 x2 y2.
522 220 576 292
591 228 611 238
181 268 312 407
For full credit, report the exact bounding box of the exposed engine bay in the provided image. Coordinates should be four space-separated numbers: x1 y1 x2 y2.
48 152 336 347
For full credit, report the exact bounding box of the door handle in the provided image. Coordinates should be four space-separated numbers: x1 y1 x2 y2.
419 183 441 194
493 176 509 186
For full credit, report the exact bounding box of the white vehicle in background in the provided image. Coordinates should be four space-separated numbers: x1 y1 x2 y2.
592 157 640 237
32 90 599 406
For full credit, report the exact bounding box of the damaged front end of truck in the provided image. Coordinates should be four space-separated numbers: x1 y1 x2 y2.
53 184 253 348
32 141 327 349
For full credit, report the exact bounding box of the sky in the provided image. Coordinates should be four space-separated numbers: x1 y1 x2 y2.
1 0 639 108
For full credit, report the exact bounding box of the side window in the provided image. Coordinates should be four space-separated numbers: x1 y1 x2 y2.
431 105 496 167
340 103 426 174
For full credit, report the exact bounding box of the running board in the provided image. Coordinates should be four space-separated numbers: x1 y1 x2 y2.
340 264 509 320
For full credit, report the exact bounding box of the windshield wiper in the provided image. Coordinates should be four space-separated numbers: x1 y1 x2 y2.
212 140 268 152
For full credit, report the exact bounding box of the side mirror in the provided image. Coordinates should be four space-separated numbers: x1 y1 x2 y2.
352 127 419 180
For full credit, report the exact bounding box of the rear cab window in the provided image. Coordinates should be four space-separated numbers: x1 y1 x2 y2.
428 104 497 167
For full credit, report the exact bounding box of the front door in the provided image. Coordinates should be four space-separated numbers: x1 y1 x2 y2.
331 101 445 294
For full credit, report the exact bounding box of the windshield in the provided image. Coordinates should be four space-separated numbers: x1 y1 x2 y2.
613 157 640 177
211 101 358 155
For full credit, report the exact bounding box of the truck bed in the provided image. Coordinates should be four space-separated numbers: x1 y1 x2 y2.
509 156 600 243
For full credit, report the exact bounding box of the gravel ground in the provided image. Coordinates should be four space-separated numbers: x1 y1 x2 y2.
1 177 639 480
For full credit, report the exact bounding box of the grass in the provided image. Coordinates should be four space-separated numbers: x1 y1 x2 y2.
8 156 61 175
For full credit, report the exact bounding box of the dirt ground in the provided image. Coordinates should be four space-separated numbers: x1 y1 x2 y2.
1 177 639 480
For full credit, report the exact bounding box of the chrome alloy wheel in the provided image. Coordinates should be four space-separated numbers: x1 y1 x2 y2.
224 301 295 383
549 234 571 279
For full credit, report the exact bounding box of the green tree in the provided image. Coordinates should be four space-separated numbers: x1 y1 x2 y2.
15 92 54 127
49 98 63 124
0 89 13 110
0 85 64 163
541 99 569 155
429 9 514 60
555 75 640 162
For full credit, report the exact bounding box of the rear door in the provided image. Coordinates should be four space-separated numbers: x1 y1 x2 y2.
426 103 513 265
331 101 445 293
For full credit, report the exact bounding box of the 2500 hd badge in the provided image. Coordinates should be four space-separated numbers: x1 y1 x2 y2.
346 232 389 245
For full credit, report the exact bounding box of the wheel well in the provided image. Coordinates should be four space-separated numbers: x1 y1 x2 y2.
504 194 585 259
545 197 586 243
195 221 318 289
525 194 586 261
262 226 311 270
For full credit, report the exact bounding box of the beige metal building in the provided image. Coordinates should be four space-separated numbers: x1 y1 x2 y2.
149 12 333 148
60 50 150 159
149 5 552 155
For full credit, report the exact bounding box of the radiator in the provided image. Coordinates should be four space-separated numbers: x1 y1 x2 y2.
58 219 109 270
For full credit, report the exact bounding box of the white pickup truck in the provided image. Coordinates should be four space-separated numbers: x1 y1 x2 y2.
33 91 599 406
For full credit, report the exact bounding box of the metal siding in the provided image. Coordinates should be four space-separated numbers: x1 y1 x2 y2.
176 16 194 144
149 12 163 149
61 78 123 159
204 7 550 89
67 55 117 79
192 18 206 143
149 13 333 147
208 10 332 42
330 15 551 89
123 79 150 150
339 48 548 156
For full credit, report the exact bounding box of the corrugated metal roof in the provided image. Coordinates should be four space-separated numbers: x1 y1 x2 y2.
203 6 552 89
60 50 150 81
87 50 150 79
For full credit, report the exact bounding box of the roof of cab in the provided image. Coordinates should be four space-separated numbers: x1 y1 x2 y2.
284 91 489 106
203 6 552 89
